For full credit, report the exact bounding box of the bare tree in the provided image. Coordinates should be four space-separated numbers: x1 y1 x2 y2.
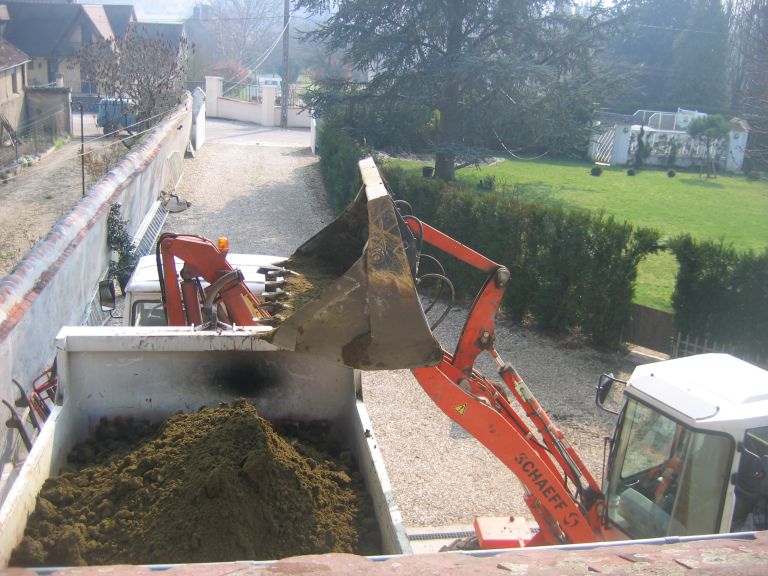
80 26 192 129
729 1 768 168
208 0 282 76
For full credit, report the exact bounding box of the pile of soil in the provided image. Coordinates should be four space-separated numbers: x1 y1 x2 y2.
280 255 340 315
10 401 380 567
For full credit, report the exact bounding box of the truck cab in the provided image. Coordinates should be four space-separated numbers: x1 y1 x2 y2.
124 253 286 326
97 98 136 134
601 354 768 539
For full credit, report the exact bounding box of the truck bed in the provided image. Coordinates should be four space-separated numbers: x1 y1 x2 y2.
0 327 409 566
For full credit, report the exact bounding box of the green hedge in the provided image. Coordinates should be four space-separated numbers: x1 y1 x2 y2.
316 118 365 211
669 235 768 359
317 122 660 346
383 167 660 346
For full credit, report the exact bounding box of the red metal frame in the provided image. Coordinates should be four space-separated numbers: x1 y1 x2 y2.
158 234 270 327
406 219 605 546
29 365 57 421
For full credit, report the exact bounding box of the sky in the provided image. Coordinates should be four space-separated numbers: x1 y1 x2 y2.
93 0 200 20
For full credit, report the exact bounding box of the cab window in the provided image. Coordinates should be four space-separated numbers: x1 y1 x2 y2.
731 426 768 532
131 301 167 326
606 399 732 538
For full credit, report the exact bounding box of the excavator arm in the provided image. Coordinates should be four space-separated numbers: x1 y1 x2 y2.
156 158 606 547
404 217 604 546
157 233 276 329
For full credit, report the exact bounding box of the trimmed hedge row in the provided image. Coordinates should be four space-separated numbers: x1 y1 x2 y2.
317 120 660 346
316 120 363 212
382 167 660 346
669 235 768 359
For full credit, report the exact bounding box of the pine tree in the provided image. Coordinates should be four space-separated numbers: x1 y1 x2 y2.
296 0 622 180
606 0 694 111
668 0 730 111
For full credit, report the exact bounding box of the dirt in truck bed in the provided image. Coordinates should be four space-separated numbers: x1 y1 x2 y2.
279 255 342 315
10 401 380 567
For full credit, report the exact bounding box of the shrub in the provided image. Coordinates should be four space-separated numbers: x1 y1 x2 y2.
379 165 660 346
667 170 676 178
106 203 138 291
668 235 768 360
318 122 661 346
317 116 364 212
83 145 126 185
627 168 636 176
478 174 496 190
747 170 761 181
590 166 603 177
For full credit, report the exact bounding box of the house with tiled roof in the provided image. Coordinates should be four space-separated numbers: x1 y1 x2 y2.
104 4 137 38
0 35 28 129
0 2 136 96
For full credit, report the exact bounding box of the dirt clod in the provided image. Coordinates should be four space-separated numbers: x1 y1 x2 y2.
10 401 380 567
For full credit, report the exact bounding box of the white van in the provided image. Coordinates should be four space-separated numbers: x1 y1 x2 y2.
123 253 287 326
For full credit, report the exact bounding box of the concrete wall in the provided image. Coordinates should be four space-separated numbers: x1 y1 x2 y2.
27 59 47 87
0 93 23 132
0 95 193 472
0 66 23 102
204 76 311 129
24 87 71 136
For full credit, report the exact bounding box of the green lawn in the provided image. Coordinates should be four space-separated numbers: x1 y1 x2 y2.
386 159 768 311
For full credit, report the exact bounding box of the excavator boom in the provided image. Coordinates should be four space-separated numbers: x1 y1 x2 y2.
158 157 605 546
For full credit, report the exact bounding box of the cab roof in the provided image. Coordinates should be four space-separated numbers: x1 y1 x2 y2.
627 354 768 429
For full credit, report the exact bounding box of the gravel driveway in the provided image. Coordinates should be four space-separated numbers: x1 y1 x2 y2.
165 120 649 542
163 124 333 254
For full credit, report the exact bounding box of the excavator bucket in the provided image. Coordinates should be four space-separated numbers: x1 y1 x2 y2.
269 158 443 370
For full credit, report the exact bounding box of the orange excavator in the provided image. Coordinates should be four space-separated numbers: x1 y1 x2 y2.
155 157 768 548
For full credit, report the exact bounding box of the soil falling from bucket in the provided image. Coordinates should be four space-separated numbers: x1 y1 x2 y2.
11 401 380 566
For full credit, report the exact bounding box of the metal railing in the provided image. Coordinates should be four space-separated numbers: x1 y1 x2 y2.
276 84 304 108
221 82 305 107
222 81 262 102
672 332 766 369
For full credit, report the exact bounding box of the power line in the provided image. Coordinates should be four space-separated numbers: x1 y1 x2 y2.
635 23 727 36
221 17 291 88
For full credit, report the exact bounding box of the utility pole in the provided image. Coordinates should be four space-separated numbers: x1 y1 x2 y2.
79 102 85 196
280 0 289 129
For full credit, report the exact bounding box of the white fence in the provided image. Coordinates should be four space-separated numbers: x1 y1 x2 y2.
672 333 766 370
589 110 749 172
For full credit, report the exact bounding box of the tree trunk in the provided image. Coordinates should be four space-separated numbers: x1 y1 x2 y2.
434 150 455 181
433 5 463 182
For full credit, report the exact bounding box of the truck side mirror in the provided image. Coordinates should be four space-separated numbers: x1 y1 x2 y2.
99 279 116 312
596 373 615 405
762 455 768 481
596 373 624 414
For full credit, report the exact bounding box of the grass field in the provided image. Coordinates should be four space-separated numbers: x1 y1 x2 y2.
386 158 768 311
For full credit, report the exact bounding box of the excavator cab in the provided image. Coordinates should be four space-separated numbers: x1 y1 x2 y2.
601 354 768 539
